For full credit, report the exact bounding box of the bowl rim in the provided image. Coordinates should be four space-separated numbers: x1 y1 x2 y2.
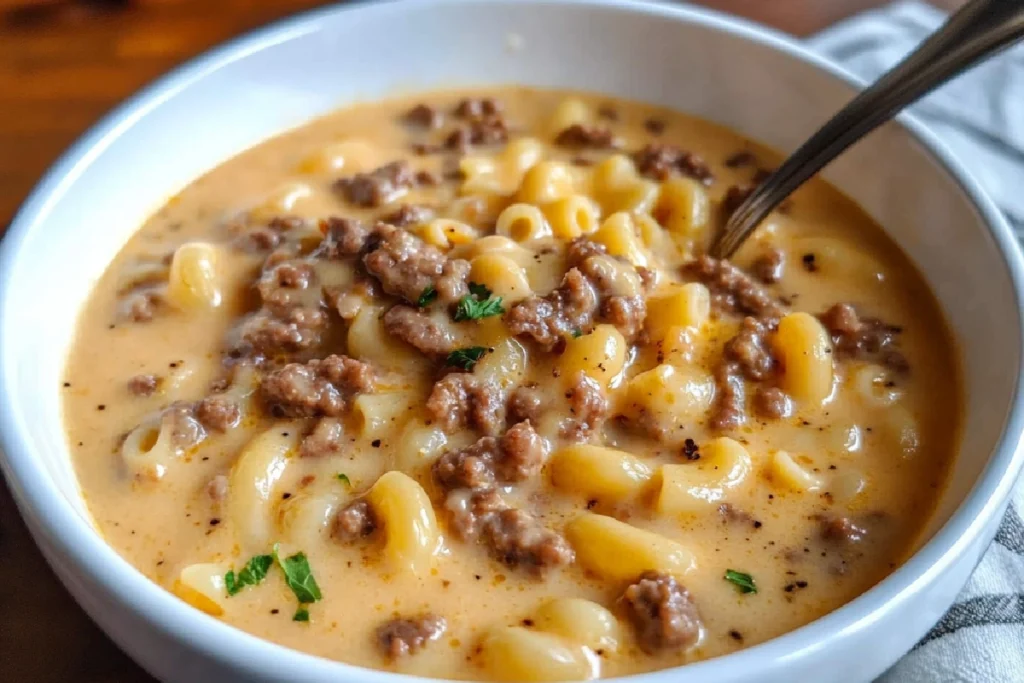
2 0 1024 681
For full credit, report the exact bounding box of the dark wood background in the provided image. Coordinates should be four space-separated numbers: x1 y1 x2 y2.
0 1 963 680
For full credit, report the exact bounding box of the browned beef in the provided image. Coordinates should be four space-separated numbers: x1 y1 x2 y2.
620 571 703 653
446 488 508 539
724 317 777 381
432 421 545 492
127 374 160 397
335 161 414 208
257 260 316 314
633 144 714 185
332 499 377 542
508 384 545 425
427 374 504 435
316 217 374 259
195 396 240 432
300 418 344 458
234 306 328 358
454 98 502 120
404 103 443 129
363 224 469 305
376 614 447 659
753 387 792 419
820 516 868 544
684 255 783 319
380 204 435 228
554 124 620 149
561 371 608 441
261 355 375 418
751 248 785 284
506 268 599 351
820 303 908 372
481 509 574 571
117 288 164 323
710 361 746 431
383 305 457 355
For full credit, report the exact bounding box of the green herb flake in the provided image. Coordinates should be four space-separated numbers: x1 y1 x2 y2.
336 473 351 486
453 282 504 322
468 282 492 299
224 554 274 597
572 327 583 338
724 569 757 594
273 544 323 604
293 605 310 622
417 285 438 308
445 346 488 371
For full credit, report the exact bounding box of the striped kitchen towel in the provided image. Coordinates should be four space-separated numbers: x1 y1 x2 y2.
808 3 1024 681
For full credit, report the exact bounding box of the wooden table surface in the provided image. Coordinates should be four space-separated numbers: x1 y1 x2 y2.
0 1 962 680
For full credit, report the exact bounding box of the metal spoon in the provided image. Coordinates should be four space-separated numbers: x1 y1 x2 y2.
710 0 1024 259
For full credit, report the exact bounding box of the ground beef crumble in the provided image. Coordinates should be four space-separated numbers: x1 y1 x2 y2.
334 161 415 208
380 203 434 228
383 305 458 356
620 571 703 653
363 224 470 305
820 303 908 372
554 124 620 149
432 421 545 491
684 255 783 320
195 395 241 432
507 239 646 349
480 508 575 571
751 247 785 284
300 418 344 458
332 499 377 542
560 371 608 441
427 373 505 435
127 374 160 397
261 355 375 418
376 614 447 659
633 143 714 185
404 103 443 129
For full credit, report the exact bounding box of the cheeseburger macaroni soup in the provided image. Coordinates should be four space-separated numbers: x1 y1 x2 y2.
64 88 960 680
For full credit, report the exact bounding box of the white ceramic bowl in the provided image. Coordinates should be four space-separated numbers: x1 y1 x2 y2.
2 1 1023 681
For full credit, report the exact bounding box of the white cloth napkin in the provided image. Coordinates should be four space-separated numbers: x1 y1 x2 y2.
807 3 1024 681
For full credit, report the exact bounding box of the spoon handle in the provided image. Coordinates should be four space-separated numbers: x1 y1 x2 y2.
711 0 1024 259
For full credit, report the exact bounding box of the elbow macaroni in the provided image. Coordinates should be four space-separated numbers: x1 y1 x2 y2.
646 283 711 340
365 471 442 575
775 312 835 405
558 324 627 387
656 437 753 514
167 242 222 310
542 195 601 240
590 212 648 267
549 444 654 502
478 627 598 682
228 425 300 552
566 513 696 581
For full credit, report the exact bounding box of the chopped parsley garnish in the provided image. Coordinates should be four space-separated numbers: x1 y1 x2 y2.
453 282 504 321
273 544 322 604
446 346 487 371
724 569 757 594
417 285 437 308
572 327 583 338
293 605 310 622
336 473 351 486
468 282 491 298
224 554 273 597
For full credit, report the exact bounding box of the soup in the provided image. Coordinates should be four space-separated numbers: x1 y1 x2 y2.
63 88 960 680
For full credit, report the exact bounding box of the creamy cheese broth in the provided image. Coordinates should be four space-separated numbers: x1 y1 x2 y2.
63 88 960 681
